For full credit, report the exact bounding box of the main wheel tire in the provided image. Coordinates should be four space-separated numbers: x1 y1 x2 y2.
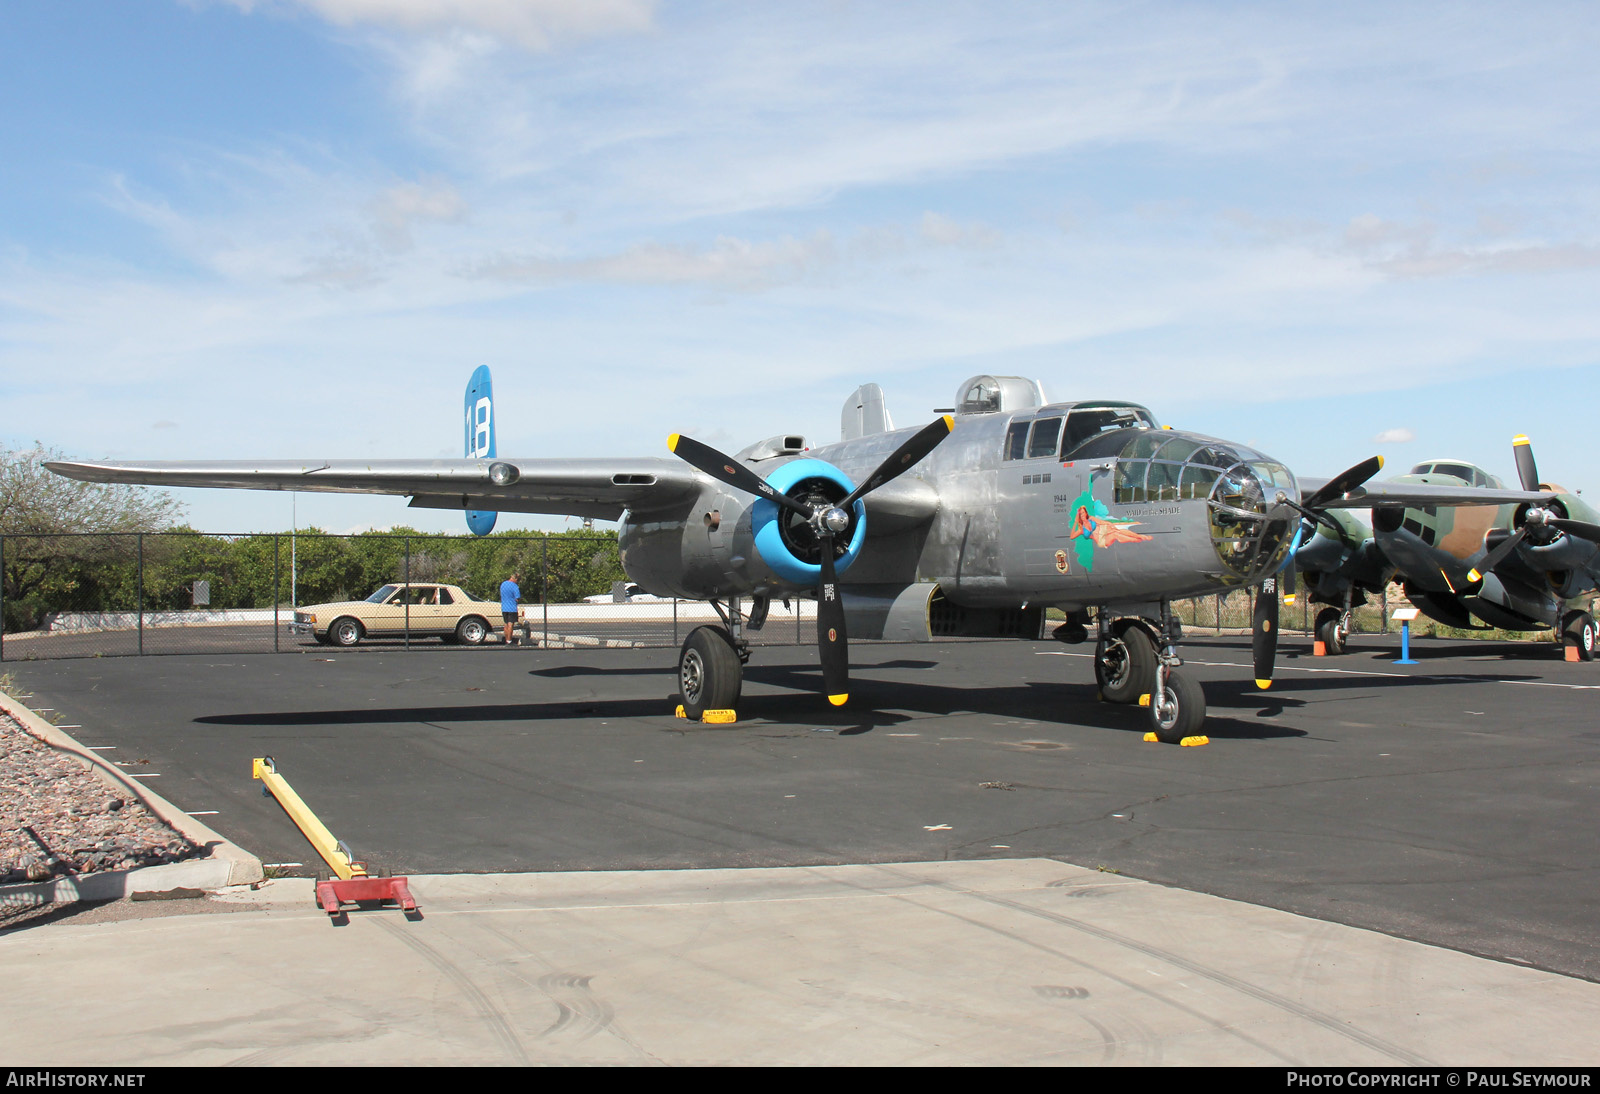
1095 622 1156 704
1562 610 1596 662
329 617 363 647
1315 607 1349 655
679 626 743 721
455 616 490 646
1149 667 1207 744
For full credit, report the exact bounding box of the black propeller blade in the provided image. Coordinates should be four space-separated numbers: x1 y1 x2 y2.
816 529 849 705
667 433 813 519
1252 574 1280 690
668 417 955 707
841 416 955 509
1303 455 1385 511
1550 517 1600 544
1513 434 1540 492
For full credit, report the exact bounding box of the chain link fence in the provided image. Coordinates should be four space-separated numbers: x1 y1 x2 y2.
0 531 814 661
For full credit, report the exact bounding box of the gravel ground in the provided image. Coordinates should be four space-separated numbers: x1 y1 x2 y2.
1 711 201 887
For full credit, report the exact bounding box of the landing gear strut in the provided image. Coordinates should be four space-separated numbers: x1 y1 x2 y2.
1146 602 1205 744
1315 606 1350 655
1094 605 1206 743
679 596 752 720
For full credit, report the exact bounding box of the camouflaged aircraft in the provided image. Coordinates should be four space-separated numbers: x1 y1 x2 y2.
44 375 1551 741
1293 436 1600 660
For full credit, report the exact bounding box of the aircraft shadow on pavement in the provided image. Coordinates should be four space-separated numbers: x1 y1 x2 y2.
190 637 1560 742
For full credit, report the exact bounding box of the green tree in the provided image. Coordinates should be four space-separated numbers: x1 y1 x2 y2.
1 444 184 631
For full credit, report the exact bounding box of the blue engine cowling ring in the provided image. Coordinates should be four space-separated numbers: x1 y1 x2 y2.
751 459 868 587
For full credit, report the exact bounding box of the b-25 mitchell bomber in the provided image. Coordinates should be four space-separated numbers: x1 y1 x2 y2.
47 375 1551 741
1293 436 1600 659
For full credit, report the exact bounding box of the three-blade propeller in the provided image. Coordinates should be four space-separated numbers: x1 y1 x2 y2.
1253 455 1387 689
1464 435 1591 582
669 417 955 707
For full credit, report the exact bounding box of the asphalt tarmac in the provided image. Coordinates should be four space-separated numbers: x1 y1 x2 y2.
5 631 1598 990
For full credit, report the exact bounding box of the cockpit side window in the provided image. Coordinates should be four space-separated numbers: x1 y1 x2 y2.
1003 420 1029 461
1027 417 1063 459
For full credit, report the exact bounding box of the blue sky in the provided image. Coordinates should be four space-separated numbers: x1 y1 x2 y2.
4 0 1598 533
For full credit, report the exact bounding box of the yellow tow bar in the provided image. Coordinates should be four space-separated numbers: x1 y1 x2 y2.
252 756 416 921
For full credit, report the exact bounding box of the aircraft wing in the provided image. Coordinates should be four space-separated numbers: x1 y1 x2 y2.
1297 478 1551 509
44 457 705 523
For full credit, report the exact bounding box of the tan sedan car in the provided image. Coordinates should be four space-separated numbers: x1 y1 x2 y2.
290 583 505 647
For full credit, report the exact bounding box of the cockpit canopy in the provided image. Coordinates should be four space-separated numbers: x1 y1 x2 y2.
1002 401 1160 463
1409 461 1502 489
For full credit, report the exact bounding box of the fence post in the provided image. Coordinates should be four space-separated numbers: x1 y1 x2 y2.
137 533 145 656
274 534 280 653
404 535 411 649
541 537 549 642
0 534 6 663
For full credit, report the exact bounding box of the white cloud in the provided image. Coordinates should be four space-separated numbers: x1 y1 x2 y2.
1373 428 1417 444
221 0 655 51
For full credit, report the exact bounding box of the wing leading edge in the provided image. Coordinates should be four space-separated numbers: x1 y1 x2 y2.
1295 478 1552 509
44 457 704 523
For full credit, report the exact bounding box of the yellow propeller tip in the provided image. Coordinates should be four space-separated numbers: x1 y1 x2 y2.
941 414 954 431
1255 679 1272 690
1467 569 1482 583
1376 455 1385 468
828 694 849 707
1513 435 1530 446
667 433 681 451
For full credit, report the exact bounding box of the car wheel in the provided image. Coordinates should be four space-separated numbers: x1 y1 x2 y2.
330 618 363 647
455 616 489 646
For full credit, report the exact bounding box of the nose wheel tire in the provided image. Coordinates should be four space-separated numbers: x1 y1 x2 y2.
1149 667 1206 743
1562 611 1596 662
1095 623 1156 704
679 626 743 721
1315 607 1349 655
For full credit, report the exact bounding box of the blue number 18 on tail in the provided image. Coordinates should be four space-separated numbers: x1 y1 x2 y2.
464 365 497 536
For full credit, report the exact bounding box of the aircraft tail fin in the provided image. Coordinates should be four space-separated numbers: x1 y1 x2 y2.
464 365 497 536
841 383 894 442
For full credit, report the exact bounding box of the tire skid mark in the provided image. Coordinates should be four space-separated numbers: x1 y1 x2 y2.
534 972 613 1042
965 890 1431 1066
375 918 528 1064
814 863 1429 1066
467 915 658 1061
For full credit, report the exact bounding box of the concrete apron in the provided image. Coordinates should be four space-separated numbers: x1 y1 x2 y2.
3 858 1598 1067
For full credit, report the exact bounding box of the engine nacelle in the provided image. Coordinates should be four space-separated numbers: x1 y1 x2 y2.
618 457 868 599
749 458 868 587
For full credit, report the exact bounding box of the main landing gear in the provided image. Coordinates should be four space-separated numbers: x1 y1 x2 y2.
1093 603 1206 743
676 595 762 720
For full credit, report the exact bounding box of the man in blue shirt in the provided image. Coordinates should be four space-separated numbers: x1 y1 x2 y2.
500 572 521 645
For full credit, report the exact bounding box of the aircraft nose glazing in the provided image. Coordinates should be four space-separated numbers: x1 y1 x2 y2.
1207 459 1297 582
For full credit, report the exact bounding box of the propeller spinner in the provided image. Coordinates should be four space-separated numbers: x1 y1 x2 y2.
669 416 955 707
